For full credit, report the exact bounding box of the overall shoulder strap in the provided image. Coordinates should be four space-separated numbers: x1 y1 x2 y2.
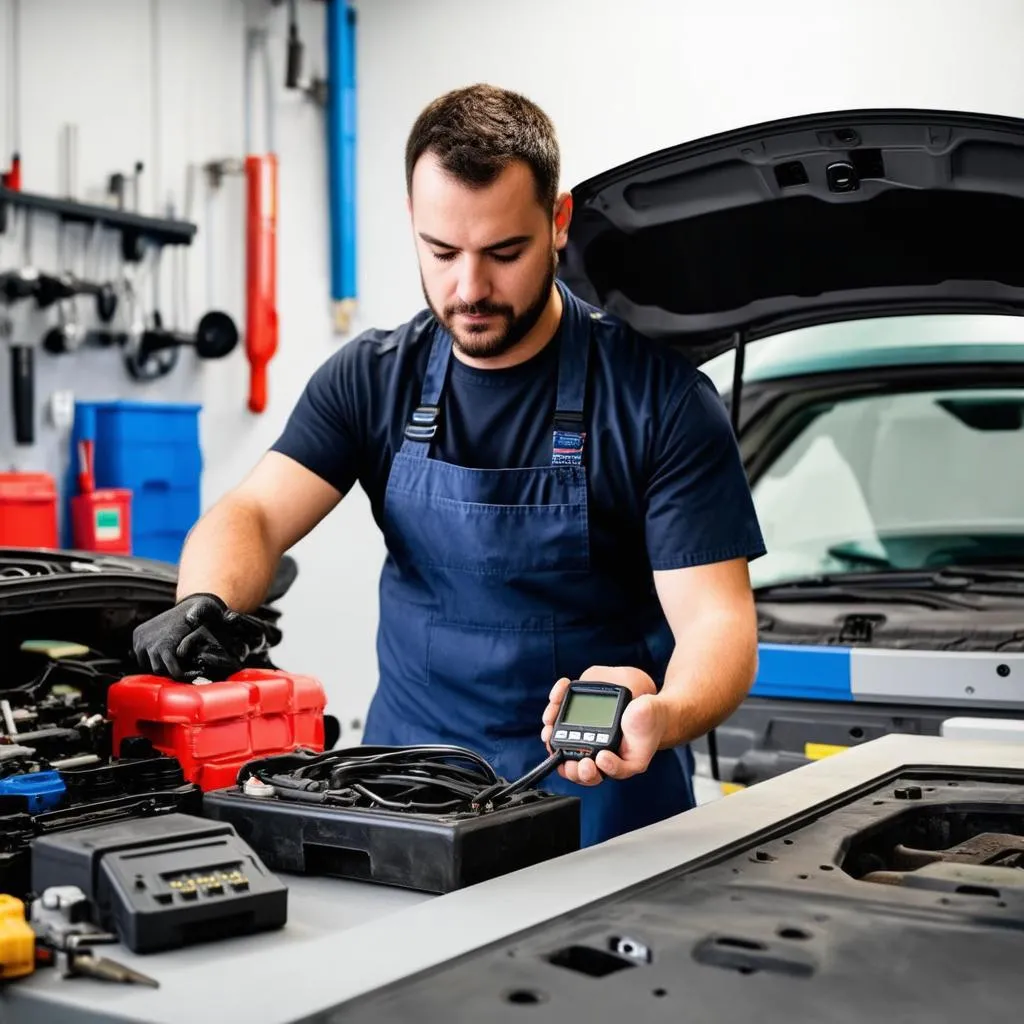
552 282 593 467
400 323 451 459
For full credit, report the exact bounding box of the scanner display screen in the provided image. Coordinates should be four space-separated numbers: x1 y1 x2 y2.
561 692 617 729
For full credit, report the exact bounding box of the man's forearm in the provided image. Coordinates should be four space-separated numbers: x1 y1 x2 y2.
655 610 759 749
176 497 281 612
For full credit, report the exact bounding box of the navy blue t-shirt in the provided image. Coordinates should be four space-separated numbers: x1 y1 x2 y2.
271 306 765 573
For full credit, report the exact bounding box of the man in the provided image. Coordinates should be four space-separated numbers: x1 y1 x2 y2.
133 83 765 847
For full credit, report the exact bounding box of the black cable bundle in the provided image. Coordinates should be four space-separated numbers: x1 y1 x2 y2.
238 744 564 816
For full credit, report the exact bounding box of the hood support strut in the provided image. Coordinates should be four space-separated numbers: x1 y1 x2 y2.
729 328 746 434
704 329 747 786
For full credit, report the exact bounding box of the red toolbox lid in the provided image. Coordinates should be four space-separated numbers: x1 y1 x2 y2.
0 473 57 501
108 669 326 724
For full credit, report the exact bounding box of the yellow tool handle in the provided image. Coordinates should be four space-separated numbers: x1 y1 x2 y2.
0 894 35 980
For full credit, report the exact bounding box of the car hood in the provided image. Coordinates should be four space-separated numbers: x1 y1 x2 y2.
0 548 290 617
559 109 1024 364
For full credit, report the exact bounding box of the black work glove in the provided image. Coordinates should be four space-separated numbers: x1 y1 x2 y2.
132 593 275 682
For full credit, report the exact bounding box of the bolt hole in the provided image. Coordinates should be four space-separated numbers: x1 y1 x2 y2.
777 927 811 941
820 865 834 872
939 897 951 905
873 800 885 805
798 874 809 880
998 902 1007 908
737 966 757 976
783 839 794 845
948 782 959 787
849 727 864 739
753 850 775 862
997 663 1010 677
653 988 668 997
506 989 544 1005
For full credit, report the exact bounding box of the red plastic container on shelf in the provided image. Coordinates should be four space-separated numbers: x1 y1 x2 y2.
0 473 59 548
71 489 133 554
106 668 327 791
69 438 132 554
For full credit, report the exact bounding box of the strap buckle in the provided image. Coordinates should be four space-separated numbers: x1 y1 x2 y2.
552 409 586 466
553 410 584 433
404 404 440 441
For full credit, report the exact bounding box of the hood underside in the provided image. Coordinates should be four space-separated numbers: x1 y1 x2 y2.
559 109 1024 364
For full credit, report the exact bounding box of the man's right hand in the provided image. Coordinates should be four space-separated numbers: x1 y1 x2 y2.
131 593 269 682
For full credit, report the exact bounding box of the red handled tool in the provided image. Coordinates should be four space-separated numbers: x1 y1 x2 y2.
243 28 278 414
1 153 21 191
245 153 278 413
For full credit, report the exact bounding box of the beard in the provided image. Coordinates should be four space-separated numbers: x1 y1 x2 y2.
423 250 557 361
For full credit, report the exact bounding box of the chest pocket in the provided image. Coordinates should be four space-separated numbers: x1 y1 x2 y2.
384 455 590 575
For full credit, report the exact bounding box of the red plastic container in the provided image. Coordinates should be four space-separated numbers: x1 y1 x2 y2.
106 668 327 791
71 488 133 554
0 473 58 548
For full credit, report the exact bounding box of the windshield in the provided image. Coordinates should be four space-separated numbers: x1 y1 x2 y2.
748 386 1024 589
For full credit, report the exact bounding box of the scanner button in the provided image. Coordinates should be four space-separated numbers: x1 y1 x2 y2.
582 732 596 742
568 731 582 740
554 729 568 739
596 733 610 743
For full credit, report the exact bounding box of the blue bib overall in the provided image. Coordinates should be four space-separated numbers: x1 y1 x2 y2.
362 283 695 847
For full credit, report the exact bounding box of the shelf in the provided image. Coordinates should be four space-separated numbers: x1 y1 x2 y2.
0 185 197 260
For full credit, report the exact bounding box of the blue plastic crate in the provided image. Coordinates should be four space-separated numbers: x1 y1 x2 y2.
133 531 191 565
66 401 203 561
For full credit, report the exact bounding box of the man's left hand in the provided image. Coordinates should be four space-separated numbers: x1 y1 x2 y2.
540 666 670 786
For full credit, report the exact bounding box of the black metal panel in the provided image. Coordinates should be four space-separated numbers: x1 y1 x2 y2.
318 769 1024 1023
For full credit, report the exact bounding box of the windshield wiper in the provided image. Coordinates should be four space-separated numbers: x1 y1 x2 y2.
756 565 1024 605
754 582 983 610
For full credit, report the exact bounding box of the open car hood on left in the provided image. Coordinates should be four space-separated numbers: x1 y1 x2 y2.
558 108 1024 364
0 549 179 611
0 549 291 618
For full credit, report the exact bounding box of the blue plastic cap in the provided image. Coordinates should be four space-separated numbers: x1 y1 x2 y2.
0 770 66 812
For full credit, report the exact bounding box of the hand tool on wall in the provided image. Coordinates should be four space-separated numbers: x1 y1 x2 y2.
1 154 21 192
279 0 327 102
121 213 238 381
36 131 119 355
327 0 357 333
244 26 279 413
1 209 40 445
124 309 239 381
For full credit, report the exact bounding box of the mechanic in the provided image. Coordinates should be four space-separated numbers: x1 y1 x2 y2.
132 83 766 847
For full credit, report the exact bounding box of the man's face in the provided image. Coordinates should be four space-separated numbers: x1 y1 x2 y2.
409 153 563 360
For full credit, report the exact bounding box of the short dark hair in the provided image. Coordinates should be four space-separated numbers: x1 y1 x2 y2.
405 84 560 213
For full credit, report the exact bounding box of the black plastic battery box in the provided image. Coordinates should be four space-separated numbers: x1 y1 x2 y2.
203 786 580 894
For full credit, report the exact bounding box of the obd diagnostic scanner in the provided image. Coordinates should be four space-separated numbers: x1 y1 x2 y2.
550 681 630 762
471 680 632 803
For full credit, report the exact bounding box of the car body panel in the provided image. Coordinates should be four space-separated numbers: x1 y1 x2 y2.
560 108 1024 363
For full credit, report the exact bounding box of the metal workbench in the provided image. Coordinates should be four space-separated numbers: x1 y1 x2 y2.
2 733 1022 1024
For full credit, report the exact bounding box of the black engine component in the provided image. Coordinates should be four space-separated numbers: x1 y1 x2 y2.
31 813 287 954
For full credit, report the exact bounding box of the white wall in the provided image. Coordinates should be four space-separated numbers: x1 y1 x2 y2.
3 0 1024 738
